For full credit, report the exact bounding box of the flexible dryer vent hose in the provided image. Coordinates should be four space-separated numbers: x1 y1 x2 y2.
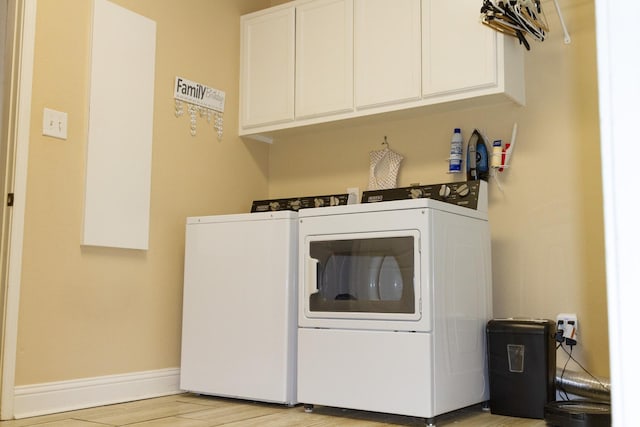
556 368 611 402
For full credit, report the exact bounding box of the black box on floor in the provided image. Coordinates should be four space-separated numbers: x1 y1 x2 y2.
487 318 556 419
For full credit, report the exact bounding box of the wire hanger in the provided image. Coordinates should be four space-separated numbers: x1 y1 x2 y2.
480 0 570 50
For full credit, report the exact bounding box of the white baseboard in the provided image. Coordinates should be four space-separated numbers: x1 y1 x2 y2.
13 367 181 419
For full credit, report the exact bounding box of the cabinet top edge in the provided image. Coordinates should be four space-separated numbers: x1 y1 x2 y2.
241 1 295 19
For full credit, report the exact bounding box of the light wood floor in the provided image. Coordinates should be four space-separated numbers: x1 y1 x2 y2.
0 393 547 426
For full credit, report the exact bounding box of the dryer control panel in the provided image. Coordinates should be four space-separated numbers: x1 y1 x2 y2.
362 180 482 210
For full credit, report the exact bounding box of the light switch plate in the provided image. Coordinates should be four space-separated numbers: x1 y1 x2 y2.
43 108 68 140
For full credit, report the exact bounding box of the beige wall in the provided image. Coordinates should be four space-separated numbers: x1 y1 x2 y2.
16 0 271 385
268 0 609 375
15 0 608 388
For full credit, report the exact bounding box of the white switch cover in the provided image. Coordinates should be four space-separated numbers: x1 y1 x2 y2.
43 108 68 139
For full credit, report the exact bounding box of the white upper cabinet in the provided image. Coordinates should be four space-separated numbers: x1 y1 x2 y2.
422 0 524 104
354 0 422 109
240 6 295 129
295 0 354 119
239 0 524 139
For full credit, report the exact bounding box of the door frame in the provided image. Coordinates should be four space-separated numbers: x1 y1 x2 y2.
595 1 640 425
0 0 36 419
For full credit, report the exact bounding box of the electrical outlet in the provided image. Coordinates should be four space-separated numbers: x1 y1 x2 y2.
347 187 359 204
556 313 578 345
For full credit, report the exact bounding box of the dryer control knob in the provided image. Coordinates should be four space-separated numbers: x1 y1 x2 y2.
439 184 451 197
456 183 470 197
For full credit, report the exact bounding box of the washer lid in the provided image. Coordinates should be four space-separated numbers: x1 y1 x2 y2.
187 210 297 225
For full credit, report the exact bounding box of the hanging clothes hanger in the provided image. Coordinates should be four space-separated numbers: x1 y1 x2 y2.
511 1 546 41
481 1 530 49
480 0 570 50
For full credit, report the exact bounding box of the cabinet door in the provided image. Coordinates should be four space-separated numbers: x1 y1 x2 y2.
422 0 497 97
240 7 295 129
355 0 421 109
296 0 354 119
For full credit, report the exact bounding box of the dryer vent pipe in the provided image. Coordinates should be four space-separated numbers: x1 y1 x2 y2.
555 368 610 402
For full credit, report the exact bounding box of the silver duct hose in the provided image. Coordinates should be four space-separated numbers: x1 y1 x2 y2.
556 368 611 402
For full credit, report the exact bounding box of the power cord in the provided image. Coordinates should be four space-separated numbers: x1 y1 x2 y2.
558 342 573 401
554 331 610 401
559 343 610 393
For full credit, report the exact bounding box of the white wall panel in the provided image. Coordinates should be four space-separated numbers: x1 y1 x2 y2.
83 0 156 250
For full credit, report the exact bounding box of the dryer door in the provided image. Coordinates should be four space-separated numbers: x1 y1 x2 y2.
302 230 422 324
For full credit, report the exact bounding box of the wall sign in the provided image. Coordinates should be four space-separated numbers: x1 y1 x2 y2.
174 76 225 139
174 76 225 112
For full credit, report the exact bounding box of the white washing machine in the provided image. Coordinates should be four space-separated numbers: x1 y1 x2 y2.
297 181 492 425
180 211 298 405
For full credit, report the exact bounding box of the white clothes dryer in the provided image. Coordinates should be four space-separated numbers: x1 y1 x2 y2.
297 181 492 425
